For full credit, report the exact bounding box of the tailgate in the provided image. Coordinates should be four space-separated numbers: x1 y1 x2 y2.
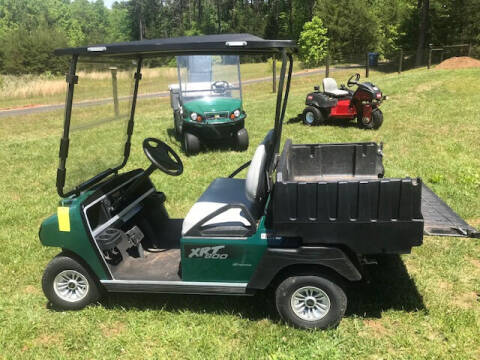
422 184 479 238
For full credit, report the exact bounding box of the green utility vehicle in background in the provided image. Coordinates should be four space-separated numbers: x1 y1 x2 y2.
39 34 477 330
169 54 248 155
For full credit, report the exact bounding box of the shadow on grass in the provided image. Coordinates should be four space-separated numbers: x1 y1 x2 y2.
346 254 425 318
165 127 244 156
98 255 424 323
286 115 364 130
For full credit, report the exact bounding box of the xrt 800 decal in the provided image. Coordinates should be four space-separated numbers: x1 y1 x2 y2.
187 245 229 259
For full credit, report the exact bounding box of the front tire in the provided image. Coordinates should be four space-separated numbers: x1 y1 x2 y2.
174 111 183 136
371 108 383 129
358 108 383 130
302 106 325 126
275 275 347 330
235 128 249 151
183 132 201 156
42 255 100 310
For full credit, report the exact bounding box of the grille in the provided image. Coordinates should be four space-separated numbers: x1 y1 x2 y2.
204 112 229 120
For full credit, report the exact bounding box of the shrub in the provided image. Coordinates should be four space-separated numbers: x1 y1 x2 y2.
298 16 329 68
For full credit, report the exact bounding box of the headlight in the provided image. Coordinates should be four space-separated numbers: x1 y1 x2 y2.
190 112 198 121
233 109 241 118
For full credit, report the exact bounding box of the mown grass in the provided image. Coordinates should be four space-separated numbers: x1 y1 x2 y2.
0 66 479 359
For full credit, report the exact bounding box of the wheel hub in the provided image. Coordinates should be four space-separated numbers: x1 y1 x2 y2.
53 270 89 303
290 286 331 321
305 297 316 307
305 112 314 124
362 116 372 125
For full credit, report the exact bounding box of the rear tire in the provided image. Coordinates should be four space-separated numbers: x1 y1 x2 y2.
183 132 201 156
236 128 249 151
302 106 325 126
275 275 347 330
42 255 100 310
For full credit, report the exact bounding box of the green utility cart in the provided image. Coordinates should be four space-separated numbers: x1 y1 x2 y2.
39 34 478 330
170 54 248 155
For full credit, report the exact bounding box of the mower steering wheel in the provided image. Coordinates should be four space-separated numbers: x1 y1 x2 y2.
347 73 361 87
211 80 229 93
143 138 183 176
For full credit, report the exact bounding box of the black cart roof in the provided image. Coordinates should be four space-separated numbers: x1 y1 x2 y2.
55 33 296 57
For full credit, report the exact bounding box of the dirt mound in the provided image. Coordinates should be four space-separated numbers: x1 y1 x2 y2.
436 56 480 69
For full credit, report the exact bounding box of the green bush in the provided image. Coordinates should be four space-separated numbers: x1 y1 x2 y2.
0 26 69 75
298 16 329 68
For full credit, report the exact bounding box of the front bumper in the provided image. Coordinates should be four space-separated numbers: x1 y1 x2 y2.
183 118 245 140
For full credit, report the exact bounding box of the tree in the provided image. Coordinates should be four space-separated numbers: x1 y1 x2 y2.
314 0 380 61
297 16 328 68
415 0 429 66
0 25 68 74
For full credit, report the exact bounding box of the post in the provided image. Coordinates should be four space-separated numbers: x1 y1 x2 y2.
272 58 276 93
468 43 472 57
365 52 370 78
398 49 403 74
325 54 330 78
440 49 444 62
110 67 120 117
427 44 432 69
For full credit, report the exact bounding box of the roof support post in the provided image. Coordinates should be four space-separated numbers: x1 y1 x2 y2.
123 58 143 163
273 49 287 156
270 48 294 172
56 55 78 197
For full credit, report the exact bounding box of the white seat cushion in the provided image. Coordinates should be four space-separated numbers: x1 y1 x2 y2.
245 130 273 201
322 77 349 97
182 178 258 236
182 131 273 236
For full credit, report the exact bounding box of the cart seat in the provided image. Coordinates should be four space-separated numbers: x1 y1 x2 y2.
182 131 274 237
323 78 349 97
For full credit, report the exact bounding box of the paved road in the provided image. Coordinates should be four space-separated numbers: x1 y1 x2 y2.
0 65 363 118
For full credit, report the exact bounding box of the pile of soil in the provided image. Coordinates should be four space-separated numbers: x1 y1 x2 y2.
436 56 480 69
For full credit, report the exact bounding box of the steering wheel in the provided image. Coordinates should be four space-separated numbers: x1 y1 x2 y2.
143 138 183 176
347 73 361 87
211 80 229 93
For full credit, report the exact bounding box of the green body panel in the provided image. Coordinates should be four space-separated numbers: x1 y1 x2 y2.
180 217 268 282
39 191 109 280
183 97 244 124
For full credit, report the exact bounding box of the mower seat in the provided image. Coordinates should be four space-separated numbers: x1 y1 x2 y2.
323 78 349 97
182 131 273 237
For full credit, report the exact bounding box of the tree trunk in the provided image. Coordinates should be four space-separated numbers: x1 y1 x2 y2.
415 0 429 67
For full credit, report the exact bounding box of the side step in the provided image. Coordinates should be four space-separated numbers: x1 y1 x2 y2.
101 280 252 295
421 184 479 238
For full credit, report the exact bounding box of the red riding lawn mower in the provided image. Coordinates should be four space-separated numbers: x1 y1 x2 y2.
302 73 388 129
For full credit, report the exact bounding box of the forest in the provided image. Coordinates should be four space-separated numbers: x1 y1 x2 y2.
0 0 478 74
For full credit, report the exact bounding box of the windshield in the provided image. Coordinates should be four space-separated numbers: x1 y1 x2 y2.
176 55 242 103
63 58 136 194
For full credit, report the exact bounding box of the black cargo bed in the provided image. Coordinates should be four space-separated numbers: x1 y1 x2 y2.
272 140 424 255
272 140 478 255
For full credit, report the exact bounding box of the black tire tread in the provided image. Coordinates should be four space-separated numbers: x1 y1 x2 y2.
183 132 201 156
236 128 249 151
275 275 347 330
302 106 324 126
42 254 100 311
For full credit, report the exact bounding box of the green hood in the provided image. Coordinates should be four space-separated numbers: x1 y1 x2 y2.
183 97 242 115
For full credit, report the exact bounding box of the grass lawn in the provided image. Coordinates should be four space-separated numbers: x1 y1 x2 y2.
0 65 479 359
